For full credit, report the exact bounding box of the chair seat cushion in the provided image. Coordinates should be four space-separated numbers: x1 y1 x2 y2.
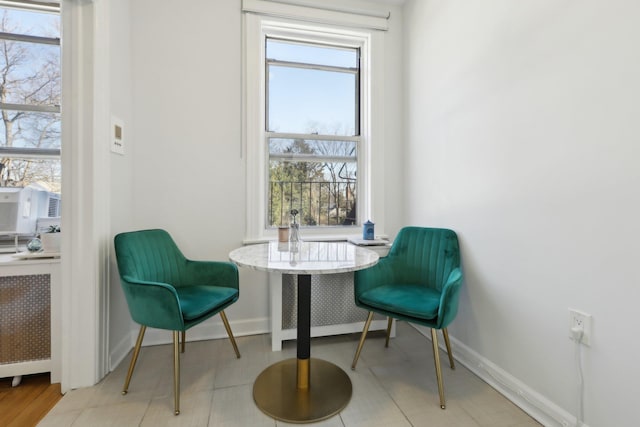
359 284 441 320
176 285 238 321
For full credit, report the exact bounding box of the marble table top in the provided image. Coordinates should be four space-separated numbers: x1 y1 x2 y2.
229 241 379 275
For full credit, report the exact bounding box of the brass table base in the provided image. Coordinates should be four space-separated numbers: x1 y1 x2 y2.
253 358 352 423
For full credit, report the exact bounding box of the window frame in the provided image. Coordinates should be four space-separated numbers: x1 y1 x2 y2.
265 36 361 229
244 11 386 243
0 3 61 187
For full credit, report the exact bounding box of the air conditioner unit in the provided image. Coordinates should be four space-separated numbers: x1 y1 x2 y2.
0 187 39 235
47 193 61 217
0 186 61 236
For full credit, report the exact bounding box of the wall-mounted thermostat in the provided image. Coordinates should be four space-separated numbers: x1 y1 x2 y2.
111 116 125 155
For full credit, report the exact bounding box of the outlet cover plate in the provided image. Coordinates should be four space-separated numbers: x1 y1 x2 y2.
569 308 592 346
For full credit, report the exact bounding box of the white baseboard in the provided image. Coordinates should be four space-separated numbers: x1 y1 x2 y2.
109 316 270 372
411 324 587 427
109 332 134 372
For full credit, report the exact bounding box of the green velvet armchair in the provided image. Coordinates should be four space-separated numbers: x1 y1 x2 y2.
351 226 463 409
114 229 241 415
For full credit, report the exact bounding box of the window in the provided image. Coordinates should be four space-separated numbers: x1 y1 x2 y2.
266 38 360 227
0 4 61 191
0 2 60 249
244 3 388 241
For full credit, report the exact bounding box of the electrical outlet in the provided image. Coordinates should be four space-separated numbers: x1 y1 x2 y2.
569 308 592 346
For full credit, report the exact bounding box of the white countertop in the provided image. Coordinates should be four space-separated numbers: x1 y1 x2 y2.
229 241 379 275
0 252 61 267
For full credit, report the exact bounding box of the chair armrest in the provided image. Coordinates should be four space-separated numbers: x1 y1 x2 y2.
354 257 396 300
436 268 463 329
183 259 239 290
120 276 185 330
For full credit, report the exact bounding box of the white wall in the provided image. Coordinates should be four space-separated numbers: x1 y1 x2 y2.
107 0 135 370
116 0 405 350
376 2 405 238
403 1 640 426
129 0 268 340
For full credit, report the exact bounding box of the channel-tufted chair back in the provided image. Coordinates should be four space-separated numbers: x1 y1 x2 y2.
351 226 463 409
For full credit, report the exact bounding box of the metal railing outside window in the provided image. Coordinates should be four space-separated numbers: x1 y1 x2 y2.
269 180 357 227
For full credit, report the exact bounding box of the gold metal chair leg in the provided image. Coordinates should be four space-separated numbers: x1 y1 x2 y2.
352 312 374 370
173 331 180 415
122 325 146 395
442 328 455 369
431 328 446 409
181 331 186 354
385 317 393 348
220 310 241 359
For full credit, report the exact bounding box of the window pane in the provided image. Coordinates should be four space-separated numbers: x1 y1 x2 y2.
269 138 356 159
0 8 60 38
266 39 357 68
0 8 61 205
0 111 61 149
0 40 60 106
268 65 356 135
268 159 357 227
0 157 60 189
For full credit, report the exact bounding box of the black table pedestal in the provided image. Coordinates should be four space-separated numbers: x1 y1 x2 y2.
253 274 353 423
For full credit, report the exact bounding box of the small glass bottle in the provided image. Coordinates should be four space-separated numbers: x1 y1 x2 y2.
289 209 301 244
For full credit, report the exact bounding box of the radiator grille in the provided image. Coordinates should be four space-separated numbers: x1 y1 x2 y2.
282 272 371 329
0 274 51 365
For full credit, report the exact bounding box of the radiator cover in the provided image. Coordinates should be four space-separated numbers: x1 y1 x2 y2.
282 272 371 329
0 274 51 365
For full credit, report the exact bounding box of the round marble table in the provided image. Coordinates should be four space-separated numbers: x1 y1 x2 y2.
229 240 379 423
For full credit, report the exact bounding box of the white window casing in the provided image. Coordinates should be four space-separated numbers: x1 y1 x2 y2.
242 0 390 31
243 1 387 242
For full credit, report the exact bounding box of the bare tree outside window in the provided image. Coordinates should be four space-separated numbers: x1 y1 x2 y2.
0 9 61 190
266 38 360 228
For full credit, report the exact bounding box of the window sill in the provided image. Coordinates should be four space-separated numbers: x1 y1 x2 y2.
242 232 389 246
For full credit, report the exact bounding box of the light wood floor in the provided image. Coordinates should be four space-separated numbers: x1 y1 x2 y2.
0 373 62 427
39 322 541 426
